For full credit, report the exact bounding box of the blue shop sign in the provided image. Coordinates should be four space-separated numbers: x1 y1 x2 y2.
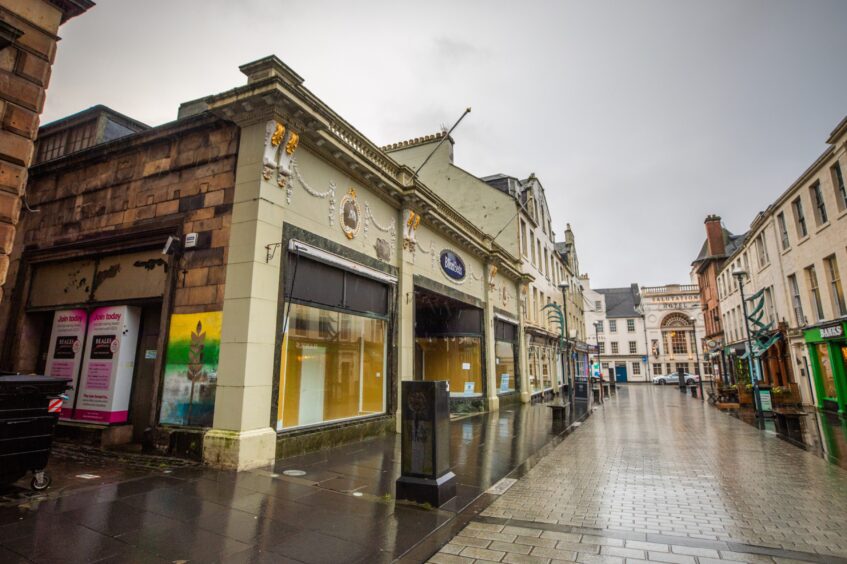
440 250 466 281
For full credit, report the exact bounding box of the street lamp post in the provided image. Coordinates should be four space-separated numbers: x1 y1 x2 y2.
732 268 761 417
689 316 704 400
558 283 573 406
594 321 602 379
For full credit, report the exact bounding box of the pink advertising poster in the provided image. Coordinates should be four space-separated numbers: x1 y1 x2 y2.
76 306 140 424
44 309 88 419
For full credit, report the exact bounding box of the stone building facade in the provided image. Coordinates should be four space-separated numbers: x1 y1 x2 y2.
386 138 589 403
0 0 93 303
714 115 847 413
0 56 539 469
691 215 747 383
639 283 707 382
0 105 238 448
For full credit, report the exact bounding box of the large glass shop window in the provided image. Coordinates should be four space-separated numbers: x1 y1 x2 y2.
416 337 483 397
278 256 388 430
414 290 484 398
494 320 517 394
528 345 542 393
817 343 836 400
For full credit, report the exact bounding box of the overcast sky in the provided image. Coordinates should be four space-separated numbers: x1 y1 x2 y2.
43 0 847 288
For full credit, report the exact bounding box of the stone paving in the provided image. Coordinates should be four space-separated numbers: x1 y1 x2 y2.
429 385 847 564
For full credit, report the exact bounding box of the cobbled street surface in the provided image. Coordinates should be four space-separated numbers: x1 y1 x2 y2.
430 385 847 564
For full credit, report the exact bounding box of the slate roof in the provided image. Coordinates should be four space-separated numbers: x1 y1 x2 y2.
596 286 640 318
692 228 747 264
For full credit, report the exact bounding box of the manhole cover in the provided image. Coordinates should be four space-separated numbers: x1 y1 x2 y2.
282 470 306 477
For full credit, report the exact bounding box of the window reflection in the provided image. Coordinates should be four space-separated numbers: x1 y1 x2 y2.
415 336 482 397
495 341 516 394
278 303 386 429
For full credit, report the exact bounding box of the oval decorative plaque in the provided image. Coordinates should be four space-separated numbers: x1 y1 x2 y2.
440 250 466 281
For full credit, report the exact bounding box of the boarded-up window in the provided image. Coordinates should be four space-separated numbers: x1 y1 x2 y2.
30 249 168 308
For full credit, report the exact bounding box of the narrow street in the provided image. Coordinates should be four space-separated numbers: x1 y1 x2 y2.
430 386 847 564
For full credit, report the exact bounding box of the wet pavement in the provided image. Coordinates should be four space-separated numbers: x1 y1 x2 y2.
430 385 847 564
730 405 847 471
0 396 590 563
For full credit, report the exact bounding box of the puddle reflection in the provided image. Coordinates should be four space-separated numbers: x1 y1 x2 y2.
729 406 847 470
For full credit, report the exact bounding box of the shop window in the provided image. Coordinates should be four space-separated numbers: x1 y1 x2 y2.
279 303 386 430
416 336 482 398
494 321 517 394
495 341 516 394
601 362 609 370
631 362 640 375
816 343 836 399
528 346 542 393
541 354 552 389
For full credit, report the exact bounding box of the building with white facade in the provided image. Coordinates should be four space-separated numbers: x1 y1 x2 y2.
581 277 648 382
714 114 847 412
639 283 707 382
385 137 589 403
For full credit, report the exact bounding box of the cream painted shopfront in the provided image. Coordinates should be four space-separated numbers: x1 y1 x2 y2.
199 56 526 469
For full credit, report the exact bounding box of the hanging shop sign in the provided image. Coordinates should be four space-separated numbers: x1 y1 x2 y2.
44 309 88 420
820 324 844 340
440 250 466 281
75 306 141 424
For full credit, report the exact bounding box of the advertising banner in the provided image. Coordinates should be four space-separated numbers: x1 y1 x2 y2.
44 309 88 419
159 311 222 427
75 306 141 424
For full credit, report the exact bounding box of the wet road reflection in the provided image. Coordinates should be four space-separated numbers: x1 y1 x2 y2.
481 385 847 559
0 398 590 563
730 405 847 470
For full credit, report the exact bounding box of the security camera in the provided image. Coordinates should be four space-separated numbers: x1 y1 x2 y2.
162 235 181 256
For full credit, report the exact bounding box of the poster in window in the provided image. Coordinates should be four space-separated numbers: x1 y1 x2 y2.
75 306 141 424
159 311 222 427
44 309 88 419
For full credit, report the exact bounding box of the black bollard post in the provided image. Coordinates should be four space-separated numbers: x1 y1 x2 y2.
678 366 686 392
395 381 456 507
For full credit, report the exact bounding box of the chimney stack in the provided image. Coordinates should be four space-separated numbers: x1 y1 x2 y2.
704 215 725 256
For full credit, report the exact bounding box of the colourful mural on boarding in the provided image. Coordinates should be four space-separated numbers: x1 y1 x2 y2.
159 311 222 427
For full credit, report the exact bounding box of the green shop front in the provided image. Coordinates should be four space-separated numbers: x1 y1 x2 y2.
805 321 847 415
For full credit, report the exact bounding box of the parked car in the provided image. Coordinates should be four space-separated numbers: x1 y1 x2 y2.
652 373 700 385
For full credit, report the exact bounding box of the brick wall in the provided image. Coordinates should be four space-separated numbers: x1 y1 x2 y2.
0 115 239 349
0 0 91 302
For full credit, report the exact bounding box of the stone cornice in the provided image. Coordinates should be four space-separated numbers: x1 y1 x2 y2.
203 56 523 281
49 0 95 23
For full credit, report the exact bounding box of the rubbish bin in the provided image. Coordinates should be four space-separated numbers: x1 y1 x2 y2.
0 374 71 491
